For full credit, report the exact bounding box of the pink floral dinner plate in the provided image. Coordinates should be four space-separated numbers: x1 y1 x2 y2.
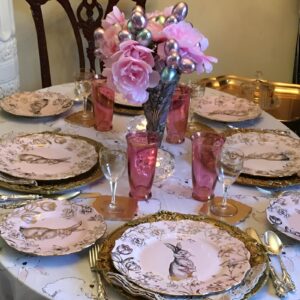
111 220 251 296
193 94 262 122
0 132 98 181
115 93 142 108
0 91 73 117
0 199 106 256
266 192 300 241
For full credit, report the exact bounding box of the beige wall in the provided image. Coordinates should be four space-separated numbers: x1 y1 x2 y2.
13 0 299 91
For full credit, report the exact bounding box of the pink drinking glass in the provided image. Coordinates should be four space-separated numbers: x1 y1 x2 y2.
166 85 191 144
92 79 115 131
191 132 225 202
126 131 159 200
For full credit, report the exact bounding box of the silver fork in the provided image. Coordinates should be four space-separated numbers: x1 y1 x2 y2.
89 243 107 300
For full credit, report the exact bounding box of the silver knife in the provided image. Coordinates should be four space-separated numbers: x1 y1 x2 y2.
0 194 42 202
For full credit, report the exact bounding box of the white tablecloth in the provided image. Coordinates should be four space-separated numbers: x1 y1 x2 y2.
0 84 299 300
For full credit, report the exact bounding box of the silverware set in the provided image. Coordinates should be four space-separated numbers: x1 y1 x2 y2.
246 228 296 298
89 243 107 300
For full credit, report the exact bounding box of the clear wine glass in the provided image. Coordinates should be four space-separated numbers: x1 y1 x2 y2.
210 147 244 217
99 147 126 211
75 70 94 119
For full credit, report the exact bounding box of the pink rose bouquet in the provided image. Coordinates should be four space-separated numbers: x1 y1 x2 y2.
94 2 217 105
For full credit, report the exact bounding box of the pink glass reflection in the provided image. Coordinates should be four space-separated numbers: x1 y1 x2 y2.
166 85 191 144
92 79 115 131
191 132 225 202
126 131 159 200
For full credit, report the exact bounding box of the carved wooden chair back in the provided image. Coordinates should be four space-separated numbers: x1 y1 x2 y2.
25 0 147 88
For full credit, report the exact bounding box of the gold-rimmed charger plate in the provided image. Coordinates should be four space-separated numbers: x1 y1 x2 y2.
114 104 144 116
0 132 103 194
98 211 268 300
223 128 300 188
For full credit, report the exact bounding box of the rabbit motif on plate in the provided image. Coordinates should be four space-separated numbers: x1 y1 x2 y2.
165 242 196 281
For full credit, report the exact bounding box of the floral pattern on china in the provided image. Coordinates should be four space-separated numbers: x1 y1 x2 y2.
266 192 300 242
193 94 262 122
225 131 300 177
0 91 73 117
111 220 251 296
0 132 98 180
94 2 217 105
0 199 106 256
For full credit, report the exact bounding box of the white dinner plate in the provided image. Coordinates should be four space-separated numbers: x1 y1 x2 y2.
224 131 300 177
0 132 98 180
0 199 106 256
193 94 262 122
111 220 251 296
266 192 300 241
0 91 73 117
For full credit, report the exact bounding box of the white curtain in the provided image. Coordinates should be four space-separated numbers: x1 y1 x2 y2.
0 0 20 98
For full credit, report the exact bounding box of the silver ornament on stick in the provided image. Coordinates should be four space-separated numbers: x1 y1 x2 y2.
164 39 179 55
94 27 104 40
161 66 178 82
166 51 180 68
172 2 188 21
136 29 152 46
179 57 196 74
118 30 133 42
165 15 178 26
131 11 147 30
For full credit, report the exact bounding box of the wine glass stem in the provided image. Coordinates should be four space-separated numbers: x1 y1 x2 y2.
109 180 117 209
222 184 229 208
82 96 88 117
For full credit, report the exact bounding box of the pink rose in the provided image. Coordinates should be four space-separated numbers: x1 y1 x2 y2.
99 24 122 58
103 56 160 104
102 6 126 29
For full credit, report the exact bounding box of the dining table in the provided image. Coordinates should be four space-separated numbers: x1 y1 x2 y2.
0 82 299 300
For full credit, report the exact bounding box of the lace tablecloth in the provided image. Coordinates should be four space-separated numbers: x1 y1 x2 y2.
0 84 299 300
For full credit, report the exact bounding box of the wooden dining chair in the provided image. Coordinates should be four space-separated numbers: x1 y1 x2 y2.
25 0 147 88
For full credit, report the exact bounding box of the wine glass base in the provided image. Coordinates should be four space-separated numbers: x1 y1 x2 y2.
92 194 137 221
154 148 175 182
210 200 237 217
199 197 252 225
65 111 94 127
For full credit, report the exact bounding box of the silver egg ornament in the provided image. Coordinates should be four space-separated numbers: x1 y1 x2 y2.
161 66 178 82
166 51 181 68
164 39 179 55
136 29 152 46
172 2 188 21
127 20 137 34
179 57 196 74
131 11 147 30
165 15 178 26
94 27 104 41
118 30 133 42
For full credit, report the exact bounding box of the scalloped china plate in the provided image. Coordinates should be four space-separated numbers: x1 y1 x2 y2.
111 219 251 296
0 132 98 181
225 131 300 177
266 192 300 241
0 199 106 256
193 94 262 122
0 91 73 117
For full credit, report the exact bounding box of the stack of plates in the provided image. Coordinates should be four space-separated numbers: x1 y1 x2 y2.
266 191 300 241
0 132 103 193
0 199 106 256
0 91 73 117
223 129 300 188
98 212 268 299
114 93 143 116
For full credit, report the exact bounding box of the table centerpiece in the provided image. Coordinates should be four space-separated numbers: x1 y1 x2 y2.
94 1 217 144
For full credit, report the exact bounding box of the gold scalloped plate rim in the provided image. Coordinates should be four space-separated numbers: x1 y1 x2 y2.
97 211 268 299
114 104 144 116
223 128 300 188
0 131 103 194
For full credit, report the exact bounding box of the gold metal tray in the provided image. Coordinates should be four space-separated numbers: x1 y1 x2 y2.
200 75 300 122
98 211 268 300
0 132 103 194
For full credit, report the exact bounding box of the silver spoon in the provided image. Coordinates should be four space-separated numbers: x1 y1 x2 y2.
264 230 296 293
245 227 287 298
